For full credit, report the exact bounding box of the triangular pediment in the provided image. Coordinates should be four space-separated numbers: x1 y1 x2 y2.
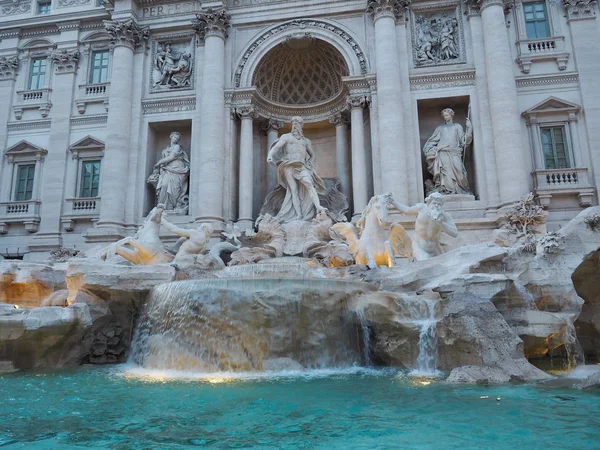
523 96 581 116
4 140 48 157
70 136 104 150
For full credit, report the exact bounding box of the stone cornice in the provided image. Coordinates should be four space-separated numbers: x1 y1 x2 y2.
366 0 411 22
70 114 108 126
7 119 51 131
192 8 231 42
515 72 579 88
0 55 19 80
50 48 80 73
409 69 476 90
141 96 196 114
103 19 150 50
563 0 598 20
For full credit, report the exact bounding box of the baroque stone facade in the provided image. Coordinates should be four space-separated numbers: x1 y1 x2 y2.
0 0 599 260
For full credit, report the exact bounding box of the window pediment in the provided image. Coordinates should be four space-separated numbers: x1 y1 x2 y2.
69 136 104 158
523 96 581 118
4 140 48 162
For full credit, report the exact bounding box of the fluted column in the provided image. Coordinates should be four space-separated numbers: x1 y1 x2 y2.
329 113 351 206
0 54 19 203
264 119 283 193
563 0 600 192
347 95 370 215
367 0 409 203
478 0 530 202
192 8 230 223
236 106 258 229
96 19 148 231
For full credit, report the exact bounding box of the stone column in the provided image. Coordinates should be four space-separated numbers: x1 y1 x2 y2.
347 95 370 215
264 119 283 193
33 48 80 248
192 8 230 224
563 0 600 191
0 54 19 203
366 0 409 203
189 42 205 218
96 19 148 233
237 106 257 229
329 113 351 205
478 0 530 203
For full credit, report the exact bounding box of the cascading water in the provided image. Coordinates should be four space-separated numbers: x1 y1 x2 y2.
129 261 376 372
411 297 440 376
563 317 585 369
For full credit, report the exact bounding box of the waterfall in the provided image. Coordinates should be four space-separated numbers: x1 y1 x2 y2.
564 317 585 370
411 297 440 377
354 309 372 366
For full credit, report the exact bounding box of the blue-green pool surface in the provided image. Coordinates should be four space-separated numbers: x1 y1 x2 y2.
1 366 599 449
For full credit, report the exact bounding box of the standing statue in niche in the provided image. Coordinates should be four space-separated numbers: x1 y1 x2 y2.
423 108 473 195
147 131 190 214
266 116 327 222
391 193 459 261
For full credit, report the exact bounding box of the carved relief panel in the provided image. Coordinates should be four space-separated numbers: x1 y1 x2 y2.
410 3 466 68
150 38 194 92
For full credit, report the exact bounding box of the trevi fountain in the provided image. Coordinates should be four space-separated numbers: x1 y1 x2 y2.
0 113 599 448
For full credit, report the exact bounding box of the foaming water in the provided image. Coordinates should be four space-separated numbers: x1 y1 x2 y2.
414 297 440 375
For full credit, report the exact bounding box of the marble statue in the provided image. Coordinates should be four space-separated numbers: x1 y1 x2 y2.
414 13 460 65
147 132 190 214
423 108 473 195
154 42 192 88
160 216 212 262
391 193 458 261
114 204 174 265
332 193 412 269
266 116 327 222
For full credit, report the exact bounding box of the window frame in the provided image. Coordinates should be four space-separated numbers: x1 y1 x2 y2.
77 159 101 198
28 57 47 90
89 50 110 84
523 1 551 39
13 163 36 202
540 125 571 170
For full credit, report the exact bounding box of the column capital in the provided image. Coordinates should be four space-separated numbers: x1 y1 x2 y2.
0 55 19 81
235 105 258 120
563 0 598 20
465 0 514 14
50 48 79 74
347 94 371 110
192 8 231 43
329 113 349 126
366 0 410 23
103 19 149 51
262 118 284 133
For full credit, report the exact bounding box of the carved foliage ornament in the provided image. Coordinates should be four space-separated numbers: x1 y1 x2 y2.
103 19 150 50
0 55 19 80
58 0 91 7
1 0 31 15
366 0 411 21
192 8 231 42
50 48 80 73
563 0 598 19
347 94 371 109
463 0 514 13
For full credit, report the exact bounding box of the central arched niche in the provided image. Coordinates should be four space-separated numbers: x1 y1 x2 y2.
252 37 350 106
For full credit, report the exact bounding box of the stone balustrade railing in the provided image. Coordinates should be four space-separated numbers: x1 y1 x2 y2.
13 88 52 119
76 83 110 114
0 200 41 233
533 168 595 207
516 36 568 73
62 197 101 231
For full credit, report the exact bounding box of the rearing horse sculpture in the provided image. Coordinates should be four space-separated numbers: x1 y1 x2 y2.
332 193 412 269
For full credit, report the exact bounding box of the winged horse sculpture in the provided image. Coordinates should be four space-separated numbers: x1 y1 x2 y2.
332 193 413 269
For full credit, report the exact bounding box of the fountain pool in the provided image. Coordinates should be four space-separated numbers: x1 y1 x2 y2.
1 366 599 449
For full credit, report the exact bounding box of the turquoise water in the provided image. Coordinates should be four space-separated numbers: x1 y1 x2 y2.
1 366 599 450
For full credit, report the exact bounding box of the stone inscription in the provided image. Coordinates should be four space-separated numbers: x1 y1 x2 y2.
142 1 200 18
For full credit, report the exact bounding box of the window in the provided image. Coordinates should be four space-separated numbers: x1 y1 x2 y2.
541 126 570 169
14 164 35 201
524 2 550 39
89 51 109 84
37 1 51 14
29 58 46 90
79 160 101 197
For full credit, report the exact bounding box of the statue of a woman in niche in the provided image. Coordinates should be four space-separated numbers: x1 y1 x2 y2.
423 108 473 195
147 131 190 214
